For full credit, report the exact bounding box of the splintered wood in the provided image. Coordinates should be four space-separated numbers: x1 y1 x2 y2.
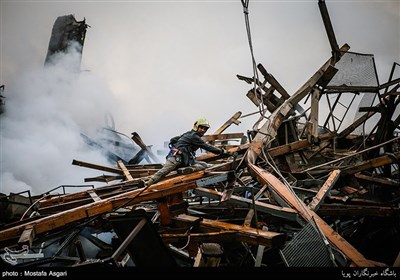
0 1 399 269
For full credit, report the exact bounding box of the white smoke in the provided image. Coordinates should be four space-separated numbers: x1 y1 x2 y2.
0 44 119 195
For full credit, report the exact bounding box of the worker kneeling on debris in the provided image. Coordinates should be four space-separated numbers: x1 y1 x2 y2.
145 117 235 187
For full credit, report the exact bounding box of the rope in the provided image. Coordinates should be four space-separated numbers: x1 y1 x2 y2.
240 0 266 124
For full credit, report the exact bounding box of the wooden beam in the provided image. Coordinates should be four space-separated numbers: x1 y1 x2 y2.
160 231 236 244
5 161 234 244
72 159 123 174
248 162 376 267
339 112 376 138
243 185 268 227
88 190 101 202
318 0 340 59
341 152 400 175
317 204 400 217
212 111 242 135
257 64 290 99
254 226 268 267
266 132 336 158
354 173 400 187
195 143 249 162
325 86 378 93
308 170 341 211
131 132 160 163
0 172 207 245
194 187 299 222
303 138 400 173
173 214 285 248
379 77 400 92
125 163 163 169
308 88 321 141
247 44 350 164
39 177 145 208
84 175 124 183
117 160 134 181
17 225 35 248
202 133 244 142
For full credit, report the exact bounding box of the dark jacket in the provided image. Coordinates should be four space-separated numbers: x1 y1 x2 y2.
168 129 223 166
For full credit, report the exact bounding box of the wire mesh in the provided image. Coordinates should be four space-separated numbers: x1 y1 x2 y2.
328 52 378 87
279 222 336 267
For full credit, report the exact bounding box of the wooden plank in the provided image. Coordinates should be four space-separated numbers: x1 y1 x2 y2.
201 220 284 248
243 209 254 228
267 132 336 158
193 249 203 267
246 89 262 107
196 143 249 162
317 204 400 217
30 160 238 219
110 218 147 265
257 64 290 99
341 152 400 175
202 133 244 142
18 226 35 248
318 0 340 57
247 44 350 164
303 137 400 173
379 77 400 92
308 88 320 141
160 231 236 244
88 190 102 202
39 178 144 208
267 139 310 157
354 173 400 187
84 175 124 183
338 111 375 138
292 186 380 206
325 86 378 93
308 170 341 211
125 163 163 169
131 132 160 163
254 226 268 267
174 214 285 248
0 171 207 245
126 169 158 178
117 160 134 181
243 185 268 227
248 162 375 267
212 111 242 135
72 159 123 174
194 187 299 222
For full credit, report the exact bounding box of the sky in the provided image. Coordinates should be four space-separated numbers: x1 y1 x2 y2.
0 0 399 195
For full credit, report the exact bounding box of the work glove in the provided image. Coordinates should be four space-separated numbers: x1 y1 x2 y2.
222 149 238 157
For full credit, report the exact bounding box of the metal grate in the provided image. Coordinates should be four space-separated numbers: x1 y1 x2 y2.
279 222 336 267
327 52 378 88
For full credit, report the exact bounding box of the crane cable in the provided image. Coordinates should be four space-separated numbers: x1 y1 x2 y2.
240 0 267 131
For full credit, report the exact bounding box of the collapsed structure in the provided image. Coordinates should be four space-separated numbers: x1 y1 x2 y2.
0 1 399 268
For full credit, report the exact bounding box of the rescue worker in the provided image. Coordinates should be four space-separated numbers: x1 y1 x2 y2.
145 117 234 187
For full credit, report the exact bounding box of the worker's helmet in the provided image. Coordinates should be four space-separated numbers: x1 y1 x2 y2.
193 117 210 130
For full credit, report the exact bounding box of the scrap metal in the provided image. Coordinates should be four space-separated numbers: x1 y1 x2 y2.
0 0 399 269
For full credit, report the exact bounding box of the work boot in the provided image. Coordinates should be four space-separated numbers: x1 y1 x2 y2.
137 180 146 188
177 167 194 175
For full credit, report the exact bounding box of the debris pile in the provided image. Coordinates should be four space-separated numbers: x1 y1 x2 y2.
0 1 399 268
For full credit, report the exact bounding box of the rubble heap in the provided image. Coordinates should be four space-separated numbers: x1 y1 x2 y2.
0 1 399 268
